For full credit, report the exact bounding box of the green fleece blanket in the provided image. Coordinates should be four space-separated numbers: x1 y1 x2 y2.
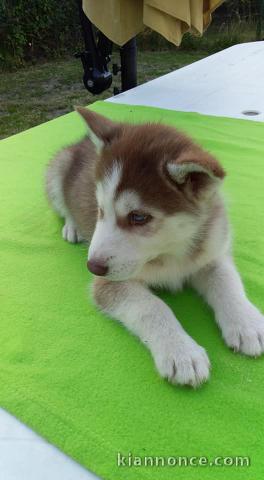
1 101 264 480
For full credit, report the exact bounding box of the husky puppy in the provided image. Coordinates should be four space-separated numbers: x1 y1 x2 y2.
46 107 264 387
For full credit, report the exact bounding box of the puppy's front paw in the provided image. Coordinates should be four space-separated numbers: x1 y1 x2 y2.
62 223 83 244
222 304 264 357
153 336 210 388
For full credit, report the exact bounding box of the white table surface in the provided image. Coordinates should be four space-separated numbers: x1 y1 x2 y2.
108 41 264 122
1 41 264 480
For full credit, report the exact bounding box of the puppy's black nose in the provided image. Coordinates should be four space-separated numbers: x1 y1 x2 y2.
87 260 108 276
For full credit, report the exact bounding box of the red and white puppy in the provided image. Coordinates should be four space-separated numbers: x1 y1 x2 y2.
46 107 264 387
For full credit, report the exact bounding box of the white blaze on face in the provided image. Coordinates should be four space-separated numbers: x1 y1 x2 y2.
96 161 122 222
115 190 141 217
88 162 142 279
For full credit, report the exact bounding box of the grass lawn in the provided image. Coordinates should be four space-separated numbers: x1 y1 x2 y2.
0 50 209 139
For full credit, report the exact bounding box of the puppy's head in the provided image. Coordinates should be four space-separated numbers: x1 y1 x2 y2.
77 107 225 281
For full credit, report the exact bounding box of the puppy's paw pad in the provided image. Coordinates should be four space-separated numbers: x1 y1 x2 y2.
62 223 82 243
223 309 264 357
154 340 210 388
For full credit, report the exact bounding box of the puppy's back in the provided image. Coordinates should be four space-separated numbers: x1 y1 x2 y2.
46 137 97 240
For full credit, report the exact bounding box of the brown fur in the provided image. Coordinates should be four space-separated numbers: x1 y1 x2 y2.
47 108 225 242
46 137 98 240
189 201 228 261
95 121 225 215
63 137 98 239
93 277 139 312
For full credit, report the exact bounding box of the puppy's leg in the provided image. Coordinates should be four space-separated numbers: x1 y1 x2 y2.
46 150 83 244
93 278 210 387
191 256 264 356
62 217 84 244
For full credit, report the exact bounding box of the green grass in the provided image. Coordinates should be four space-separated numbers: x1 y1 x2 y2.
0 14 258 141
0 50 209 139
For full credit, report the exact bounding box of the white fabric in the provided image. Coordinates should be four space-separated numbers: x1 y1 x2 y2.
108 41 264 122
0 408 100 479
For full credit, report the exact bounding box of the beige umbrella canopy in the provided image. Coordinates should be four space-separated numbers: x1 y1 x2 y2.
82 0 224 47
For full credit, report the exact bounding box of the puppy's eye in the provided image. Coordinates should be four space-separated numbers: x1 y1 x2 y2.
128 211 152 226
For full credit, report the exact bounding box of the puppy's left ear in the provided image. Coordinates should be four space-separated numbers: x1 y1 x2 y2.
166 148 225 193
75 107 122 154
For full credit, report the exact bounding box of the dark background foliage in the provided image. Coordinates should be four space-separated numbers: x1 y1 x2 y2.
0 0 263 70
0 0 82 69
1 0 264 139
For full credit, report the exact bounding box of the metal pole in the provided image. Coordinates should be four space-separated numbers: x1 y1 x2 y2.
120 37 137 92
256 0 264 40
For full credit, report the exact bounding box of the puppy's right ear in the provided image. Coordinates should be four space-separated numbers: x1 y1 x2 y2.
75 107 122 154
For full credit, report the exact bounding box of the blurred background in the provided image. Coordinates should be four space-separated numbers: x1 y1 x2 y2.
0 0 263 139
